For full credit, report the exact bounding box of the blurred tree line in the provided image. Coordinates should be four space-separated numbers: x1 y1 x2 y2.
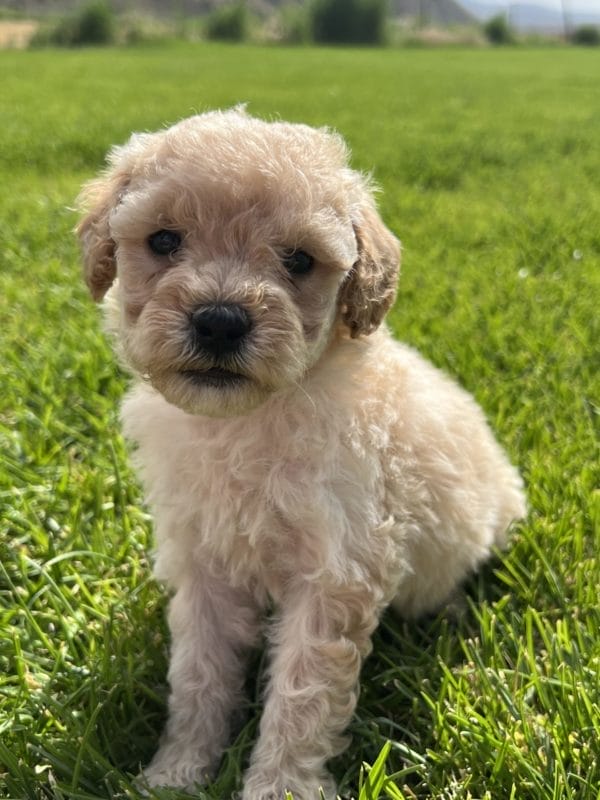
207 0 388 44
31 0 391 46
29 0 600 48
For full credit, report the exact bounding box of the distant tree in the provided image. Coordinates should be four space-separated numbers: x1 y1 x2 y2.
205 1 250 42
76 2 115 45
31 1 115 46
571 24 600 45
483 13 514 44
310 0 388 45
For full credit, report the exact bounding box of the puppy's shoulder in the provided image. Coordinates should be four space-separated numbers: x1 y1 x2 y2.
315 326 495 449
313 326 456 412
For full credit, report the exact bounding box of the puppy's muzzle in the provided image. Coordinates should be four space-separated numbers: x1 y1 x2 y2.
190 304 252 358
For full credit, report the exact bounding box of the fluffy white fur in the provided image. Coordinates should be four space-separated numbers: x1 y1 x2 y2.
77 109 525 800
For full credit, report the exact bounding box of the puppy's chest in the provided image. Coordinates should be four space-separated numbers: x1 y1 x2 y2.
140 408 335 588
125 386 393 594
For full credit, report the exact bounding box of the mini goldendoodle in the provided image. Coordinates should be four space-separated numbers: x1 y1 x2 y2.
78 109 525 800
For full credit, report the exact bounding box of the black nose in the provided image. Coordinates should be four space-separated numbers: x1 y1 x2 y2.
190 304 252 356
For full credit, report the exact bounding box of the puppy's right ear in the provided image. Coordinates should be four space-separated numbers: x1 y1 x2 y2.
76 159 131 302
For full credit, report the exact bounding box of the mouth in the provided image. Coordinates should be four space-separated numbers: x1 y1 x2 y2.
180 367 248 389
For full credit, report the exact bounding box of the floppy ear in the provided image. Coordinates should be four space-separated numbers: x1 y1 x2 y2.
340 202 401 338
76 156 132 302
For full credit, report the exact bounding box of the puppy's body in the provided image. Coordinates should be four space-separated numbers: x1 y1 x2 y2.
123 329 521 617
78 110 525 800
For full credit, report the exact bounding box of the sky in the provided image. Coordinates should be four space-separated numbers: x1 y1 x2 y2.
473 0 600 8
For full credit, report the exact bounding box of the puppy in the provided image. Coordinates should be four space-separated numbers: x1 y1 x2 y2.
77 109 525 800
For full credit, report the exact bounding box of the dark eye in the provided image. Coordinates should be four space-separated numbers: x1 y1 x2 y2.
148 229 182 256
282 249 314 276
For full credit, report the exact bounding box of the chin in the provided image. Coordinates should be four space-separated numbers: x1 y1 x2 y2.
150 369 272 418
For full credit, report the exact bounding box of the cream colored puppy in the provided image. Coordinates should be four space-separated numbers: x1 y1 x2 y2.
78 109 525 800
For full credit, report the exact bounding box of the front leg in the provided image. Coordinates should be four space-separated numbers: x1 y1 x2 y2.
144 570 261 790
243 581 380 800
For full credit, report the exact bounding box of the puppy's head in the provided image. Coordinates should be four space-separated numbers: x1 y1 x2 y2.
78 109 400 416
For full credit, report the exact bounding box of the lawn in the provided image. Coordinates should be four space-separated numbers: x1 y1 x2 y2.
0 42 598 800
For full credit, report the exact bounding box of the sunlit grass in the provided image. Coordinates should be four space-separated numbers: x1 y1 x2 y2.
1 43 598 799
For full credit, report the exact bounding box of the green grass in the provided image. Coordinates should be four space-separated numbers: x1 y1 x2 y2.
1 43 599 800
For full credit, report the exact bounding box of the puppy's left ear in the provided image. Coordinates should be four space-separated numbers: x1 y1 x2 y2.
340 201 401 338
76 157 132 302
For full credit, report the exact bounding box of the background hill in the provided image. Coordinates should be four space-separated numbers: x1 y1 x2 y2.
0 0 475 30
1 0 472 23
461 0 600 32
2 0 600 32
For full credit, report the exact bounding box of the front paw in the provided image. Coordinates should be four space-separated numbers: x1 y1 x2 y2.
242 768 336 800
141 743 214 792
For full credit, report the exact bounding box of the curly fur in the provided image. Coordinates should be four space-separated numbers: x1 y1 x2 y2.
77 108 526 800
